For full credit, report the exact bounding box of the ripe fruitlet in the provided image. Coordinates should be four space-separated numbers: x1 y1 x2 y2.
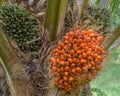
71 63 75 67
88 64 92 69
76 67 81 72
68 58 73 63
55 77 60 82
69 76 74 81
77 50 82 54
50 28 105 91
52 66 57 72
50 57 56 62
80 59 87 64
70 50 75 55
65 66 70 71
64 36 69 40
63 76 69 81
58 80 63 84
82 66 88 71
72 68 76 73
64 72 69 76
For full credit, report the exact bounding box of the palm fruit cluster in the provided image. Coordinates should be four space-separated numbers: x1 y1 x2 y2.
0 4 41 53
50 28 105 91
83 7 111 36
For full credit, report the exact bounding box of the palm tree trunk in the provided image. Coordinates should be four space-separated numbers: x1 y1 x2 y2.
0 25 29 96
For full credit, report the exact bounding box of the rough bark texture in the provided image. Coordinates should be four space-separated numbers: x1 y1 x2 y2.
0 25 29 96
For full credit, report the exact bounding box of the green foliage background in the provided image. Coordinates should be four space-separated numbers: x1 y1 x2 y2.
91 47 120 96
90 0 120 96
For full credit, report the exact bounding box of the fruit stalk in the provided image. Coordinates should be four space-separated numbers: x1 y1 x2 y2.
45 0 68 41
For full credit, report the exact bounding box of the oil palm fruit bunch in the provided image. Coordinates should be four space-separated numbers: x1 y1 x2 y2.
50 28 105 91
0 3 41 53
83 7 111 36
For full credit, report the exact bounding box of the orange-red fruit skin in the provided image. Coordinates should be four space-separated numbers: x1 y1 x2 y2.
50 28 105 91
